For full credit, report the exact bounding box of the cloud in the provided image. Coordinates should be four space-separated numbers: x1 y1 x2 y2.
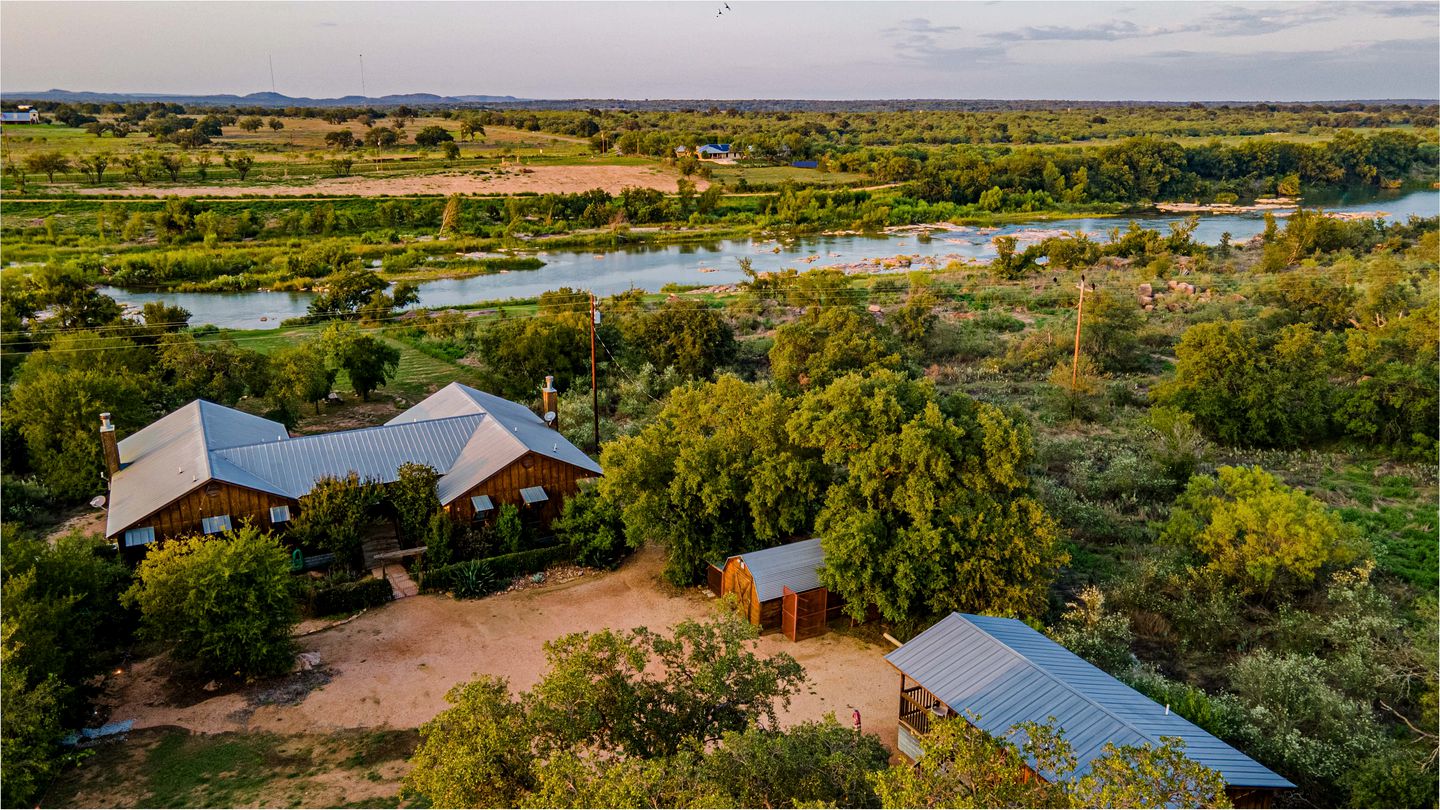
884 17 962 36
1198 4 1337 36
882 15 1009 64
989 20 1190 42
1355 1 1437 17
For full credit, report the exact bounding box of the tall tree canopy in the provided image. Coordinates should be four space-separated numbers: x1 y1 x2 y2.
600 375 825 585
795 370 1065 621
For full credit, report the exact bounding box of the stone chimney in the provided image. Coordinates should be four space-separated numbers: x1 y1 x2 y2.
99 413 121 480
540 376 559 430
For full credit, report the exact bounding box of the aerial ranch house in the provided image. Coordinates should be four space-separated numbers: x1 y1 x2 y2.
103 380 601 557
886 613 1294 808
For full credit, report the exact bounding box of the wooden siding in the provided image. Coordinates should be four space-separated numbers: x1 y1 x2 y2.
112 480 294 549
718 558 839 634
720 559 763 625
446 451 595 529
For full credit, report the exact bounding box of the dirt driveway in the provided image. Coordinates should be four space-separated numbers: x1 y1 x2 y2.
108 545 900 749
74 164 703 198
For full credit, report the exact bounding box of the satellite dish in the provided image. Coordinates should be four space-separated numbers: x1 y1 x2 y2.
543 411 557 424
89 495 107 510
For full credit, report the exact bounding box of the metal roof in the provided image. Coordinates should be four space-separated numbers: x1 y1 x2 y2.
107 401 289 536
213 414 484 497
107 384 603 538
727 538 825 602
885 613 1294 790
389 382 602 504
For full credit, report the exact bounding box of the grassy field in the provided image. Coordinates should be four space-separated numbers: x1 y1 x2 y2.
0 118 624 192
707 163 870 187
211 322 483 403
41 727 416 808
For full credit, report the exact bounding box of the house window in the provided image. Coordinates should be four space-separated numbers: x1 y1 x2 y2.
201 515 232 535
519 486 548 506
124 526 155 547
270 505 290 524
470 495 495 515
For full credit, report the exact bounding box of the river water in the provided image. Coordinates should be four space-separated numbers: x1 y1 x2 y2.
101 188 1438 330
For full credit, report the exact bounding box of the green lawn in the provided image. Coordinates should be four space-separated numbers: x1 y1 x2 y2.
210 323 482 400
708 164 870 187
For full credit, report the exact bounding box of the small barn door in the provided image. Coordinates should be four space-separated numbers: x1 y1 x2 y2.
782 586 799 641
783 586 829 642
735 573 758 624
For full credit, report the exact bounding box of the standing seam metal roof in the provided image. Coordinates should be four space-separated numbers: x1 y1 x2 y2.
387 382 602 504
213 414 485 497
884 613 1293 790
106 401 290 536
726 538 825 602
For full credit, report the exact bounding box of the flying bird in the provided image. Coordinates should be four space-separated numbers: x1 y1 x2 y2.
725 3 730 8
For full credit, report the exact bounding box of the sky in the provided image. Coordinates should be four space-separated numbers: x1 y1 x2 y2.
2 1 1436 101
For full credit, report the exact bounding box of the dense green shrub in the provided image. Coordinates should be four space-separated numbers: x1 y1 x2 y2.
1160 466 1362 600
287 473 382 572
494 503 525 554
303 576 393 616
390 463 441 545
554 481 629 569
123 525 298 678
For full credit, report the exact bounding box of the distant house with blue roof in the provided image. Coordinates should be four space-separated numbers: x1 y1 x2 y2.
101 379 601 558
886 613 1294 807
696 143 734 160
1 107 40 124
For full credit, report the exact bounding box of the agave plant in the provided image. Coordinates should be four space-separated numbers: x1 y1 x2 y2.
452 560 495 599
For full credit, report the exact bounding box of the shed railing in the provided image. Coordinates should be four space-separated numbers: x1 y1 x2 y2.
899 682 950 737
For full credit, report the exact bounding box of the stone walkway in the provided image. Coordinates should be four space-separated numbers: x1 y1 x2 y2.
372 565 419 600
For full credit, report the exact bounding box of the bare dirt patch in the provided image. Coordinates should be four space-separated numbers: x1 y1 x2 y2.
105 545 899 750
76 164 702 198
43 506 107 543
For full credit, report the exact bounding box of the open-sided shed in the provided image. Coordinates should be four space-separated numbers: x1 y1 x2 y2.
886 613 1294 808
708 538 844 641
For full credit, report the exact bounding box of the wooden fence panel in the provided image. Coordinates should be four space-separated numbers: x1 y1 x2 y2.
782 586 830 642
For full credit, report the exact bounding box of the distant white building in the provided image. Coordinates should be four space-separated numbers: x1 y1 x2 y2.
1 107 40 124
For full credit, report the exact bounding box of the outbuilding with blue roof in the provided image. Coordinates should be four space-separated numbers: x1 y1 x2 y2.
886 612 1294 807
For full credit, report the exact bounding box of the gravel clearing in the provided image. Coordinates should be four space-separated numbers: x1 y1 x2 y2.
104 545 899 751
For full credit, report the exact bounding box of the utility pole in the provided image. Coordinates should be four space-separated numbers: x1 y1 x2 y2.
590 292 600 453
1071 274 1087 392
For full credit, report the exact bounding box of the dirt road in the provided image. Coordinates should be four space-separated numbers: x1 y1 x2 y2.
72 164 703 198
108 545 899 749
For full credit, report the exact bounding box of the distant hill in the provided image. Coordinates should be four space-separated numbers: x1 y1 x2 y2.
2 90 1433 111
0 89 525 107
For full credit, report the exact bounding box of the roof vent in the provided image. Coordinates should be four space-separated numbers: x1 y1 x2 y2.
1164 704 1170 715
553 443 558 453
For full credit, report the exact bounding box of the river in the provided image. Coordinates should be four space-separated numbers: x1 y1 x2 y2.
101 188 1438 330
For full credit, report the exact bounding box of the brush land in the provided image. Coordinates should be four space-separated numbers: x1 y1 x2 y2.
1 98 1437 810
